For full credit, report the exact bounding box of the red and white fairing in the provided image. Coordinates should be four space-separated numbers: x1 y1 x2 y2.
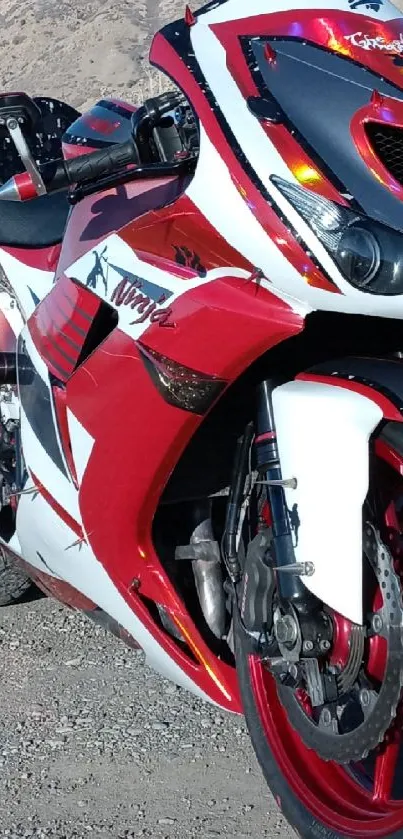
2 0 403 709
178 0 403 318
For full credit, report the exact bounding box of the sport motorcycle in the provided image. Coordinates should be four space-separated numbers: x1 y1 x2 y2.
4 1 403 837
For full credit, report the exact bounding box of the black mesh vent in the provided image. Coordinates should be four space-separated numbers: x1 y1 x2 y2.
365 122 403 186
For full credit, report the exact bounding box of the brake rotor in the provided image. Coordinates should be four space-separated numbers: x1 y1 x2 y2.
274 523 403 763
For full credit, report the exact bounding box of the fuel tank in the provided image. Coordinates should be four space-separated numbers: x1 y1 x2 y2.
62 98 137 159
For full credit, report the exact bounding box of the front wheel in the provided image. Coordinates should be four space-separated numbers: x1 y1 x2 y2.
235 423 403 839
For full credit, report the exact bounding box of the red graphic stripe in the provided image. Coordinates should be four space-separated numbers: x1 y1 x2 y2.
29 275 100 382
297 372 403 423
255 431 276 442
30 470 83 539
52 385 79 487
29 314 72 380
375 438 403 476
3 244 61 272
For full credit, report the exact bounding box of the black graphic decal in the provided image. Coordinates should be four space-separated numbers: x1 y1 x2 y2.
86 246 109 293
172 245 207 278
348 0 383 11
288 503 301 548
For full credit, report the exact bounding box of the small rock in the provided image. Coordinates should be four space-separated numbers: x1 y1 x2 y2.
164 684 178 695
45 739 64 749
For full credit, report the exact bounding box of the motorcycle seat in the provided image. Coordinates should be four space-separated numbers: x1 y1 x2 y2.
0 190 70 248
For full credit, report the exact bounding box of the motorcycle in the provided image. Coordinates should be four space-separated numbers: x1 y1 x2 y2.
3 0 403 836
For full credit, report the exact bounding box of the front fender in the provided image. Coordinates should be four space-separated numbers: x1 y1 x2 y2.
271 359 403 624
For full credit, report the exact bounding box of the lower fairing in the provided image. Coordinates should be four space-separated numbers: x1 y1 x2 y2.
14 486 228 705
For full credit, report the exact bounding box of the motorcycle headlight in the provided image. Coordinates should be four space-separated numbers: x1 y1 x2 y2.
272 177 403 295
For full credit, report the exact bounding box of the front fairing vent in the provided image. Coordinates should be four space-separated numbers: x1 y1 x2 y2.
365 122 403 187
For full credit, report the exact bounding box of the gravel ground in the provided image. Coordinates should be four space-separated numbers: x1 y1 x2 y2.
0 598 295 839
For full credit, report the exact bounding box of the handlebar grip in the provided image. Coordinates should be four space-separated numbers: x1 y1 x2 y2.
64 139 138 185
40 138 138 194
36 93 181 196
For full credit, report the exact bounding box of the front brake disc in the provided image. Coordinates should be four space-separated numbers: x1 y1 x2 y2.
275 523 403 763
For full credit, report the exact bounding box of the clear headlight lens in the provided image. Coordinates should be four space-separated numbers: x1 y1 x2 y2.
272 177 403 296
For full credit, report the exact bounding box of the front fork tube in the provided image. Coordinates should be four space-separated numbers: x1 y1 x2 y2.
255 380 313 610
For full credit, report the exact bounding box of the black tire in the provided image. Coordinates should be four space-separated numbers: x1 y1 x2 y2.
0 545 34 606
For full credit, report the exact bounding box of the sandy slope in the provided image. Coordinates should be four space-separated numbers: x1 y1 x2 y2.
2 0 403 111
0 0 183 112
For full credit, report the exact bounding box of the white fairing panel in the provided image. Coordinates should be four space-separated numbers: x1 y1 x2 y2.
15 486 214 703
0 248 53 318
272 380 383 624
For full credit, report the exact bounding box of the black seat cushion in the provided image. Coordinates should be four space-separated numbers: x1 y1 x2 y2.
0 190 70 248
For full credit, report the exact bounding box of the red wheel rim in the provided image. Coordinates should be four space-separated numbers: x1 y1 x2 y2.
248 438 403 838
